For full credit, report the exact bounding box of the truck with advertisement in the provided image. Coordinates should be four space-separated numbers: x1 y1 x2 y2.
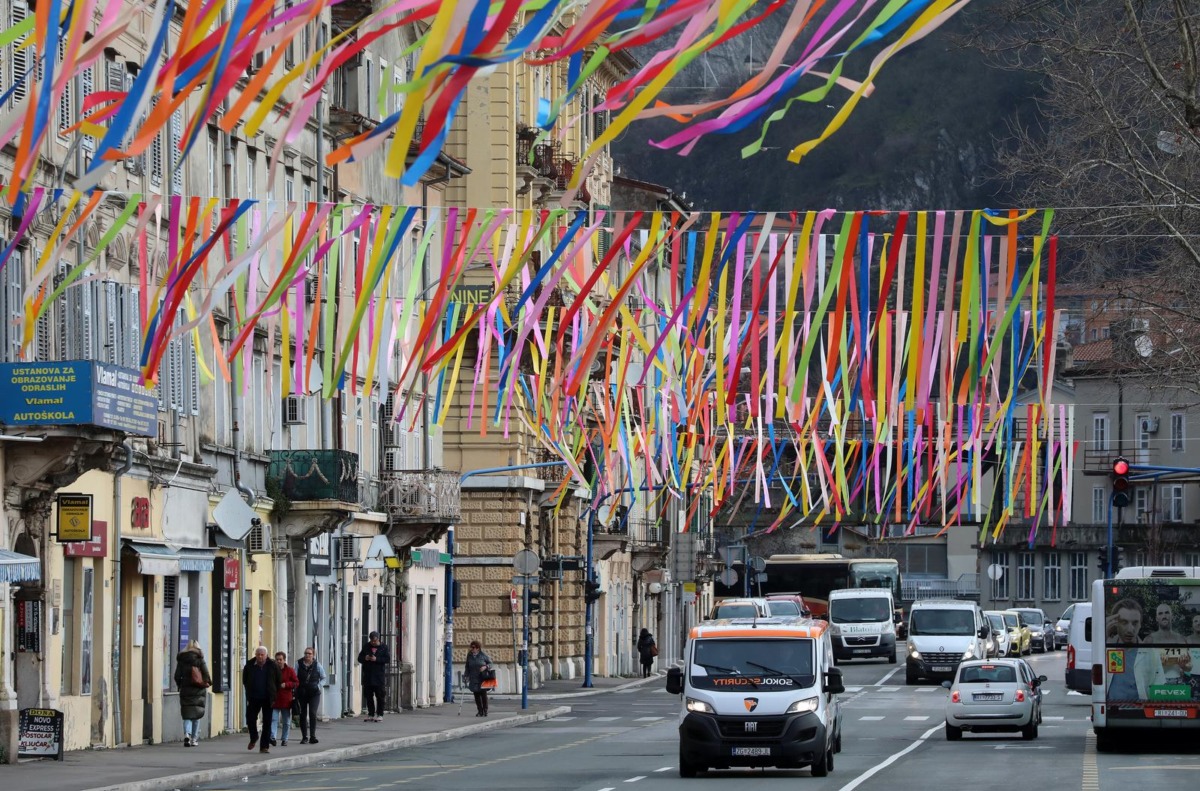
665 617 845 777
1090 567 1200 751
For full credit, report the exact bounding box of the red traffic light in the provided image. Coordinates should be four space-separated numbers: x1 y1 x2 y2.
1112 458 1130 476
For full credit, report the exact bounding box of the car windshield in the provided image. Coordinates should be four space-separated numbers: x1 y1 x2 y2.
958 665 1017 684
1003 613 1019 628
690 638 815 690
1017 611 1042 627
831 597 892 623
767 601 801 616
987 614 1005 630
1059 605 1074 622
908 609 976 636
714 604 759 619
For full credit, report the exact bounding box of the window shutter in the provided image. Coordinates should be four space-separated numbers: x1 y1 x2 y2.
57 261 71 360
81 279 97 360
57 42 72 139
104 281 118 363
127 285 142 369
9 2 30 107
1 246 22 362
149 100 163 187
80 66 95 151
170 313 184 412
184 326 198 415
170 108 183 193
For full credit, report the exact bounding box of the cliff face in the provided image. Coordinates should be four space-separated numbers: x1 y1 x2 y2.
612 4 1038 212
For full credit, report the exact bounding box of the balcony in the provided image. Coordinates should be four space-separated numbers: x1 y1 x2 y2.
331 0 373 33
268 449 360 503
380 468 462 550
544 156 592 208
630 521 668 572
593 514 629 561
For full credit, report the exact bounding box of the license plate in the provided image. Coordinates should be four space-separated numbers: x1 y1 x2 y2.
932 666 952 673
853 648 871 654
973 694 1002 701
1153 709 1188 718
732 747 771 756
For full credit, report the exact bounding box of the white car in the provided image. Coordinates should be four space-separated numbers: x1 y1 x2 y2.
943 659 1045 741
984 611 1012 657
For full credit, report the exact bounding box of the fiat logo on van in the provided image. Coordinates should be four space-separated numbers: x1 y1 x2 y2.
744 698 759 712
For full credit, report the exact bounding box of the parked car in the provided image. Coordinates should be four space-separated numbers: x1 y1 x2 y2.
764 592 812 617
942 658 1045 741
1053 604 1075 650
1001 610 1031 655
1011 608 1054 652
983 611 1013 657
707 598 770 620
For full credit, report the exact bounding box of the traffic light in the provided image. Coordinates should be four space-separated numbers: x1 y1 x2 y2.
1111 457 1132 509
1115 547 1126 572
527 589 541 614
584 578 602 604
1097 549 1109 576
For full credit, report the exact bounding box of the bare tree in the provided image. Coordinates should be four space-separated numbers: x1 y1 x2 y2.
978 1 1200 389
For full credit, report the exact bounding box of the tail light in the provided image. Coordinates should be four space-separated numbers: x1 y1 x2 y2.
1015 690 1025 702
1067 644 1075 670
1092 663 1103 687
951 690 960 703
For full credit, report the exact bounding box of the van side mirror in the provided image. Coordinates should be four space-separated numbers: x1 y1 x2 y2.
1084 617 1092 642
977 626 990 639
893 612 902 623
666 667 683 695
941 680 952 690
1037 675 1048 684
825 666 845 695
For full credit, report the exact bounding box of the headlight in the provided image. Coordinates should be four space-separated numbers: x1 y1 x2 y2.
829 623 841 636
685 698 715 714
907 643 921 659
1055 625 1066 634
786 696 820 714
962 646 976 659
1031 630 1042 638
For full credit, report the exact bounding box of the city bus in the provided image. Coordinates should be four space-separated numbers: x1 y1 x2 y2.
1090 566 1200 751
715 554 902 619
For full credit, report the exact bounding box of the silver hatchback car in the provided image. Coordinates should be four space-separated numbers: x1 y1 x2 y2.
942 659 1046 741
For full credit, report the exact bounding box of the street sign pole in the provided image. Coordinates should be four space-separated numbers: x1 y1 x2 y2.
522 584 530 710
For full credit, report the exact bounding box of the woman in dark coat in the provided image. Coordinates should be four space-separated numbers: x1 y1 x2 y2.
637 628 656 677
173 641 212 746
464 640 493 717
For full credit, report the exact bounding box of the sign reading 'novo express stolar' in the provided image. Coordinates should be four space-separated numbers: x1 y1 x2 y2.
0 361 157 436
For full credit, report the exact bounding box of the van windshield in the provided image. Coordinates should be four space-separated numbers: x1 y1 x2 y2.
908 609 976 636
713 604 759 619
831 597 892 623
690 638 815 691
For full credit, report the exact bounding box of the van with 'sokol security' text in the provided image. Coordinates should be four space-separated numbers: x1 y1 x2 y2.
666 617 845 778
828 588 897 663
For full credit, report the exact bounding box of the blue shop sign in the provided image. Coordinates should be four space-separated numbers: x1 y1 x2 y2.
0 361 157 437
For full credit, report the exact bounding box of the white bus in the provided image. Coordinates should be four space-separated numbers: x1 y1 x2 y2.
1090 566 1200 751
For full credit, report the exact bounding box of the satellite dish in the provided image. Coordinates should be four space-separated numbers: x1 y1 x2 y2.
987 564 1005 581
1134 334 1153 358
718 568 739 587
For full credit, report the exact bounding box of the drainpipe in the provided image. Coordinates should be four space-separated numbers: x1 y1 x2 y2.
420 174 449 472
111 441 134 746
331 514 354 717
445 461 567 703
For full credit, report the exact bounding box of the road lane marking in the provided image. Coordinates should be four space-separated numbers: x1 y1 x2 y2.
845 686 864 692
592 716 621 721
874 686 899 692
633 717 663 721
1082 730 1099 791
904 716 930 721
836 724 942 791
654 767 672 772
624 777 646 783
874 667 902 686
859 716 885 721
915 687 937 693
1044 716 1064 721
551 716 578 721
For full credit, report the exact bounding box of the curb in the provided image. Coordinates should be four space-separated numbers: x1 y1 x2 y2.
87 705 572 791
491 672 663 701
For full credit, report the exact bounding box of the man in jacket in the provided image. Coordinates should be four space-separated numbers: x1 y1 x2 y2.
243 646 281 752
357 631 390 722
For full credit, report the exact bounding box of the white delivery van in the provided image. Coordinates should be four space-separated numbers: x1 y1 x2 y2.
828 588 897 663
904 599 990 685
665 617 845 778
1064 601 1092 694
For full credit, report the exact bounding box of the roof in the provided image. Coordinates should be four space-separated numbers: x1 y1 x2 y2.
690 617 827 640
1070 338 1112 363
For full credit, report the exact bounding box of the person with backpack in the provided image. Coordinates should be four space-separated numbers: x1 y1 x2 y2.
295 646 327 744
173 641 212 746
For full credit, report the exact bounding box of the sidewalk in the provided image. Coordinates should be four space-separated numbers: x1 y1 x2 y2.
5 674 663 791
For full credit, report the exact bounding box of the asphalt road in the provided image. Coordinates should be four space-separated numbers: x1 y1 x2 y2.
194 647 1200 791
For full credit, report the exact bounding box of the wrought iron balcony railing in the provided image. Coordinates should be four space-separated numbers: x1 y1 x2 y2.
268 449 360 504
379 468 462 524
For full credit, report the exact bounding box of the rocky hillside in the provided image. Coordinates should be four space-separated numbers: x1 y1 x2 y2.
612 2 1039 212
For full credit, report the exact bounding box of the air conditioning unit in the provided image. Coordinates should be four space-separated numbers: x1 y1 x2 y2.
304 275 319 304
282 395 306 425
356 567 370 582
247 521 270 554
1142 417 1160 434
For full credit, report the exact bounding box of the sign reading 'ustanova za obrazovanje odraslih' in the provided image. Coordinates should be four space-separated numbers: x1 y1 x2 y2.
0 360 157 436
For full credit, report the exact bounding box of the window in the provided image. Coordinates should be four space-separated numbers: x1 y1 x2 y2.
1092 413 1109 451
991 551 1009 600
1069 552 1088 600
61 558 77 694
1043 553 1061 601
247 150 257 198
1092 487 1106 524
1136 413 1151 451
1183 552 1200 568
170 108 184 193
1171 413 1185 451
80 567 94 695
0 245 24 362
1164 484 1183 522
1135 487 1150 521
150 101 163 188
208 131 219 199
1017 552 1036 600
8 1 31 108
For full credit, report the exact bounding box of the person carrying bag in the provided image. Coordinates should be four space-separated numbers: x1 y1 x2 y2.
294 647 327 744
464 640 494 717
174 641 212 747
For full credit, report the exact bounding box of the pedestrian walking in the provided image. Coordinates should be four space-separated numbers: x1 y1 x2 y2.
295 646 327 744
271 651 298 746
464 640 493 717
637 628 657 678
357 631 390 722
173 641 211 746
242 646 281 753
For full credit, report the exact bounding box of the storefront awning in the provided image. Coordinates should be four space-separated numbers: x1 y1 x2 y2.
123 541 181 577
0 549 41 584
176 547 216 573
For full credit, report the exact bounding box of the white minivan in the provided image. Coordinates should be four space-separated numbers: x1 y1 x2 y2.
828 588 897 663
904 599 990 685
1065 602 1092 694
666 617 845 777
